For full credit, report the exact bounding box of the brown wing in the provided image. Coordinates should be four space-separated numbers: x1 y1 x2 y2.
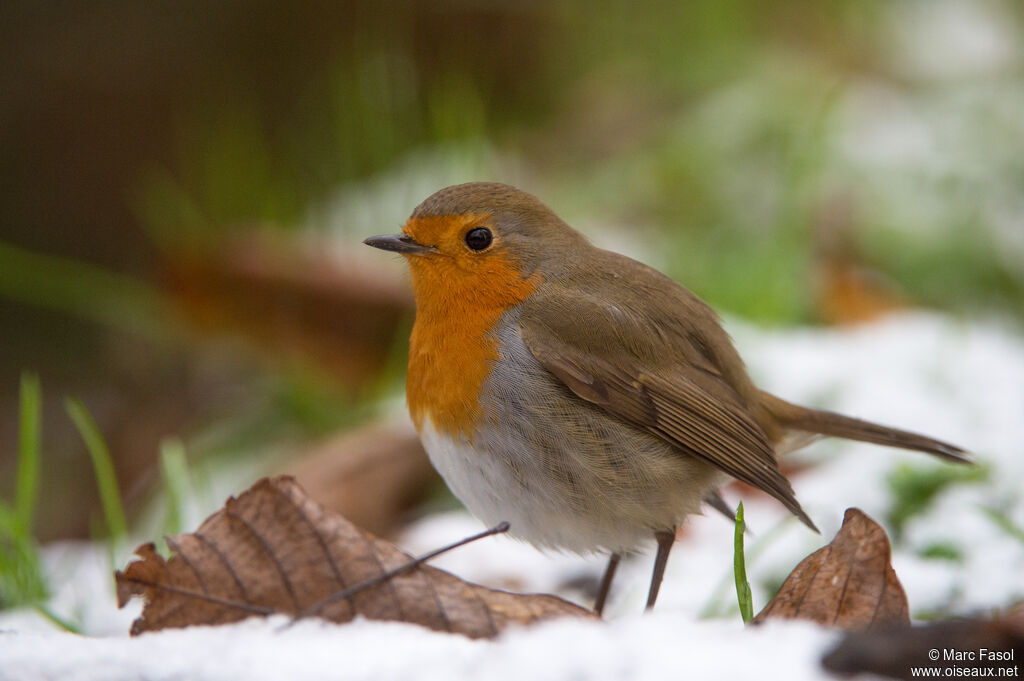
519 290 817 532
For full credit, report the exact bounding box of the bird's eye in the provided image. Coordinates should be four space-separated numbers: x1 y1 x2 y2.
464 227 493 251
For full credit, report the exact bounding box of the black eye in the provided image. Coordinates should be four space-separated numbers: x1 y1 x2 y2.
464 227 493 251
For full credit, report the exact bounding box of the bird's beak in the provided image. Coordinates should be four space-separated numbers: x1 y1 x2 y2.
363 233 436 255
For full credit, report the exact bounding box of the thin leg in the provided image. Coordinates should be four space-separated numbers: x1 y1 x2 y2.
593 553 621 616
645 529 676 611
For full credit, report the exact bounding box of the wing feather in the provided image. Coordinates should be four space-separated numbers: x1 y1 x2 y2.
519 292 817 531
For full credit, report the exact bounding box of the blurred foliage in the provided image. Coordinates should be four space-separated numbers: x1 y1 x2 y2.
3 0 1022 307
130 1 555 248
885 462 989 540
978 504 1024 548
918 541 964 563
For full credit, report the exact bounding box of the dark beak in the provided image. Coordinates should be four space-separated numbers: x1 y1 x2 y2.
363 233 436 255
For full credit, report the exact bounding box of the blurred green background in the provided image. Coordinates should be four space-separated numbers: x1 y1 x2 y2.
1 0 1023 546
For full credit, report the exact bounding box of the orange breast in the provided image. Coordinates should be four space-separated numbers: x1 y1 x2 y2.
404 217 540 440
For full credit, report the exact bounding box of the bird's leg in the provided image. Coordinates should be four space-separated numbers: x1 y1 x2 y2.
645 529 676 611
593 552 621 616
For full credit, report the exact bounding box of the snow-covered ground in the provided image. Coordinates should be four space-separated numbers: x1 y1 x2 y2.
1 312 1022 681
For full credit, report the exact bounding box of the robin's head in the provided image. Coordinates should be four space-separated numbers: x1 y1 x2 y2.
366 184 586 433
364 183 587 291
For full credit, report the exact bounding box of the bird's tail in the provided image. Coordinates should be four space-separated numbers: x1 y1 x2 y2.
759 391 971 464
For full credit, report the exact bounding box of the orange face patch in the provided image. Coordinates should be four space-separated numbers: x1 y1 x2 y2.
402 214 540 439
403 213 489 252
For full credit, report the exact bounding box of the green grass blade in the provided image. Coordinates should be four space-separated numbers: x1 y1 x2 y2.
159 438 190 538
0 373 49 608
734 502 754 624
16 372 42 534
698 515 793 619
0 505 48 608
32 604 82 634
65 398 127 548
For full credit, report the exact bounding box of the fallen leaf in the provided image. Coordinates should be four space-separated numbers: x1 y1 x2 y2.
821 603 1024 680
116 476 593 638
754 507 909 631
285 419 440 537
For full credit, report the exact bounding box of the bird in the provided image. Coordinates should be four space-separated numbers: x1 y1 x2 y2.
363 182 969 615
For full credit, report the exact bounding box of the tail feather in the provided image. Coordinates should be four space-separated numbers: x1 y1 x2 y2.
760 392 971 464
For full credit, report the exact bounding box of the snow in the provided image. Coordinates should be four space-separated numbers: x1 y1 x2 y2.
0 615 836 681
1 313 1022 680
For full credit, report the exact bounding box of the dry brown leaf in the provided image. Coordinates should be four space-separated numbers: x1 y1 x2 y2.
285 419 440 537
116 476 593 638
754 507 909 631
822 604 1024 680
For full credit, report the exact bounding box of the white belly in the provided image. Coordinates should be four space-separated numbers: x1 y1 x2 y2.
418 419 578 549
417 418 712 554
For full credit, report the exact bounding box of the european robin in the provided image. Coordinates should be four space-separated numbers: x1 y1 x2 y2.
364 182 968 614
